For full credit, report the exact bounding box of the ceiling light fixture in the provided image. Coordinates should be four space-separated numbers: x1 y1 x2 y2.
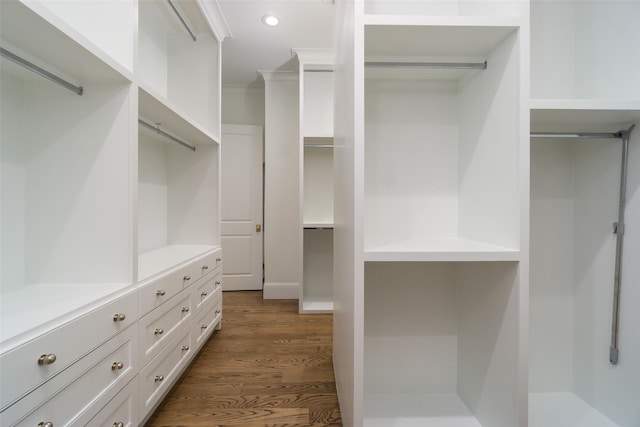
262 14 279 26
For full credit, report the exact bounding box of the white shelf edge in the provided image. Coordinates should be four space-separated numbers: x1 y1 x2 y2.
137 244 220 283
531 98 640 111
364 237 520 262
301 300 334 314
0 282 134 354
304 222 334 229
138 84 221 146
363 14 523 28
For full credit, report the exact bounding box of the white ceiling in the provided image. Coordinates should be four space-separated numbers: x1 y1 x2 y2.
217 0 335 87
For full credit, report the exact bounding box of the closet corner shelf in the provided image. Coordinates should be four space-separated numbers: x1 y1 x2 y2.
137 244 220 283
364 393 482 427
0 282 133 354
138 85 221 146
529 393 620 427
364 237 519 262
304 222 334 229
531 99 640 131
362 14 522 29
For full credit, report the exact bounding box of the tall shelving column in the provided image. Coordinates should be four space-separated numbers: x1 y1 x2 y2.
333 1 530 426
294 49 335 313
529 1 640 426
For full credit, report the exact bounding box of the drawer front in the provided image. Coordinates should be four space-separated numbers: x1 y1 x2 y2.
196 248 222 281
1 323 138 427
138 268 184 318
194 271 222 312
139 289 193 366
194 295 222 350
85 376 138 427
139 328 193 418
0 291 137 410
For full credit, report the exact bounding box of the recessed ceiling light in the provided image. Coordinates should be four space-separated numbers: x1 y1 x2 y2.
262 14 279 27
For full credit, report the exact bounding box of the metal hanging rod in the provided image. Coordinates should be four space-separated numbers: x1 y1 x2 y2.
167 0 197 42
531 131 621 139
365 60 487 70
533 125 636 365
305 69 334 73
0 47 83 95
139 119 196 152
304 144 333 148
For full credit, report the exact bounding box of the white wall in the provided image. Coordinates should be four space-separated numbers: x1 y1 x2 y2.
261 72 301 298
222 85 265 126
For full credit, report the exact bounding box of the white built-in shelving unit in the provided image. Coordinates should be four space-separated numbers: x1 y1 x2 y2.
295 49 335 313
333 1 529 426
0 0 228 425
529 1 640 427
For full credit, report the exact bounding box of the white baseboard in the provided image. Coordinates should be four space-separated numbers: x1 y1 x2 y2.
263 282 299 299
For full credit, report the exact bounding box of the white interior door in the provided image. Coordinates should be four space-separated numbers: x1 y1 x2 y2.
221 125 264 290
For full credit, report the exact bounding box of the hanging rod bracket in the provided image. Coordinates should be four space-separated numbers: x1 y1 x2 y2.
610 347 619 365
139 119 196 152
613 222 625 235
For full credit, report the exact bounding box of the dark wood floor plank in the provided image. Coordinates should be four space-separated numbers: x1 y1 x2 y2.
145 291 342 426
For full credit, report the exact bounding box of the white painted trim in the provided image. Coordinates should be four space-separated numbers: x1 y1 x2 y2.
263 282 299 299
292 48 335 66
199 0 232 41
258 70 298 81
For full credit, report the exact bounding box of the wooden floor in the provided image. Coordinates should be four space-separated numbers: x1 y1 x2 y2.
145 291 342 427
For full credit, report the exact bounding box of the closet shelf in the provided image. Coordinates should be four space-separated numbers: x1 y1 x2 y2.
364 237 519 262
529 393 621 427
363 14 522 29
0 282 132 354
531 99 640 131
139 85 221 146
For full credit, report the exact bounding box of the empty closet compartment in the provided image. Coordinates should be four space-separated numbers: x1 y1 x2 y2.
531 0 640 100
364 261 520 427
364 25 522 260
304 140 334 226
1 0 133 347
529 130 640 427
138 0 220 137
137 125 219 282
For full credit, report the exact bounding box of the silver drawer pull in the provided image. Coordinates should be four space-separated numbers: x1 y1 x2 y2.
201 324 208 330
202 264 209 270
113 313 126 321
215 280 221 287
113 423 124 427
156 289 166 296
182 345 190 351
37 354 57 366
154 328 164 335
216 257 222 263
155 375 164 382
183 275 191 281
182 307 190 313
215 310 221 315
201 291 208 297
38 422 54 427
111 361 124 370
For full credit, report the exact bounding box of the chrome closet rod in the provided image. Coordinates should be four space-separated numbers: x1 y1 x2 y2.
304 144 333 148
0 47 83 95
531 124 636 365
365 60 487 69
139 119 196 152
167 0 197 41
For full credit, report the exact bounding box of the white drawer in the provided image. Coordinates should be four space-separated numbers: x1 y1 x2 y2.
85 376 138 427
197 248 222 281
193 294 222 350
0 290 137 411
1 323 138 427
193 271 222 313
139 327 193 418
138 268 184 318
138 288 193 367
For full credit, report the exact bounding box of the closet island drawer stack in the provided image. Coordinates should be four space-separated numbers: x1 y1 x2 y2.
1 0 228 425
333 1 529 426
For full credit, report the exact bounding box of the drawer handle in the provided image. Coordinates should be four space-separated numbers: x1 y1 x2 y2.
113 313 126 321
215 280 221 287
111 361 124 370
113 423 124 427
216 257 222 263
182 307 190 313
182 345 190 351
183 275 191 281
155 375 164 382
202 264 209 270
215 310 221 315
154 328 164 335
201 291 208 297
37 354 57 366
201 324 208 330
156 289 166 296
38 423 54 427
